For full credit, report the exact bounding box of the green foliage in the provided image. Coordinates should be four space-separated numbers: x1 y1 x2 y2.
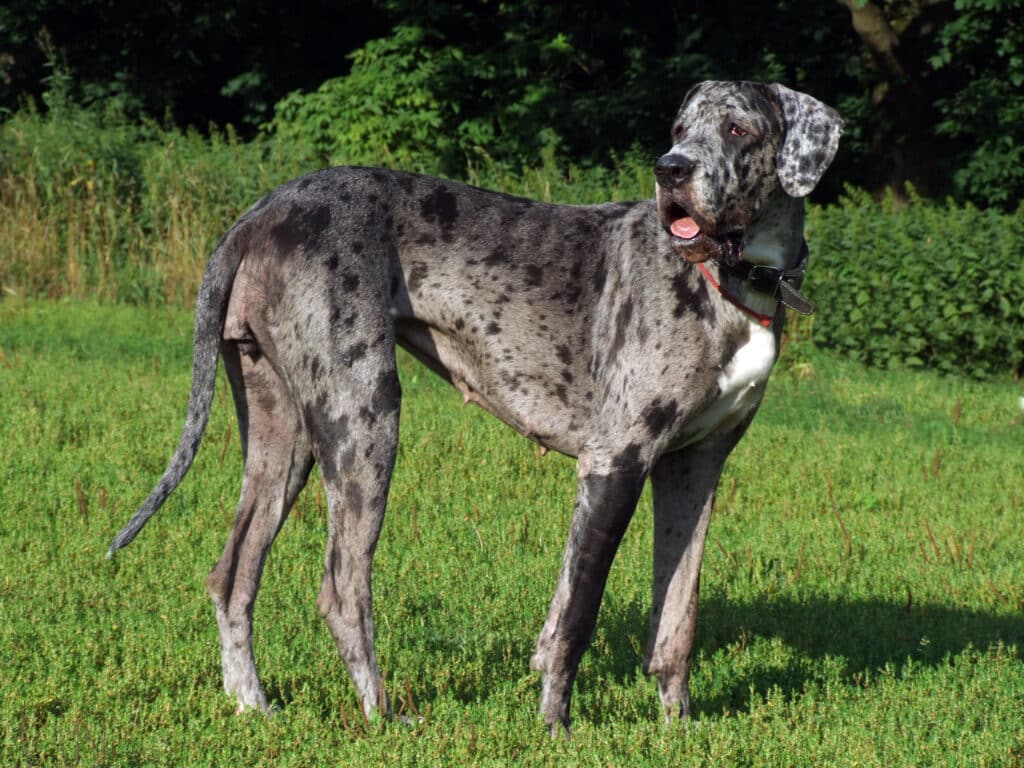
4 89 1023 380
1 95 147 202
805 186 1024 378
0 98 151 300
2 300 1023 765
257 0 1024 206
263 2 860 184
929 0 1024 207
0 0 386 130
263 16 601 175
267 26 462 171
5 1 1024 205
0 87 654 304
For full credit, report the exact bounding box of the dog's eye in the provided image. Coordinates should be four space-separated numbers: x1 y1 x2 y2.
729 123 748 138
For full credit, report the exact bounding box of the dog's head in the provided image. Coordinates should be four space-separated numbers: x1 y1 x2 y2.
654 81 843 265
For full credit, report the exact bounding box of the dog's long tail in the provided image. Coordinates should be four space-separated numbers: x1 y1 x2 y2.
107 228 245 558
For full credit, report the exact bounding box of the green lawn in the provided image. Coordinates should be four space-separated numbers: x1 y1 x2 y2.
1 299 1022 766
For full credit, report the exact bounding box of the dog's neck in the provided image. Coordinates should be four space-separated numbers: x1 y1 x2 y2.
741 193 805 271
708 194 808 324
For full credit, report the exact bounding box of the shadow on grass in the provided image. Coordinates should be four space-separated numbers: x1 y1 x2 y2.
581 592 1024 724
261 592 1023 725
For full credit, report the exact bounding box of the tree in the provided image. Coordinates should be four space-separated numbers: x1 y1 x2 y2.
837 0 1024 205
0 0 386 128
3 0 1021 206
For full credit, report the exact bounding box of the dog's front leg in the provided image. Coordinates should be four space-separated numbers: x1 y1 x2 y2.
530 451 647 734
643 442 731 721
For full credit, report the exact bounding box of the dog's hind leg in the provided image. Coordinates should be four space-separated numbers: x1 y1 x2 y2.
303 346 401 720
206 340 314 712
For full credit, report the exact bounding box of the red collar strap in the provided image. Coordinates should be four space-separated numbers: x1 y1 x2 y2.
697 262 776 327
697 240 814 328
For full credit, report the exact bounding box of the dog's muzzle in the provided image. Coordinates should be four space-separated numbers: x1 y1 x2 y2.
654 153 744 266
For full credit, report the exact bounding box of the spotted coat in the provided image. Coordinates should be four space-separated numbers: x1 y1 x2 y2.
110 80 843 734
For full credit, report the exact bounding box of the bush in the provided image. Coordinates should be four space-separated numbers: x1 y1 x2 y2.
0 90 652 306
805 186 1024 379
3 92 1021 380
266 26 461 173
0 99 149 301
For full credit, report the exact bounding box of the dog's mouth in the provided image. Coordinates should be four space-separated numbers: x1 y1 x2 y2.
658 195 745 266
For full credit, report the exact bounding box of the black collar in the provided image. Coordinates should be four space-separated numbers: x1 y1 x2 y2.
718 239 815 316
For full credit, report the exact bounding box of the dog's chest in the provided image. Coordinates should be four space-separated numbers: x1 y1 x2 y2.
677 320 777 446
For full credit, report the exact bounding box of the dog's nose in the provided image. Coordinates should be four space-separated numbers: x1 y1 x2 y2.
654 153 696 186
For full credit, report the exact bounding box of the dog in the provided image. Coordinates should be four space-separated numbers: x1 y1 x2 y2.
109 80 842 733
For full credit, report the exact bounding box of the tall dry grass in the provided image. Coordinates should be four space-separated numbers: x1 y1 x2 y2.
0 100 652 307
0 102 310 306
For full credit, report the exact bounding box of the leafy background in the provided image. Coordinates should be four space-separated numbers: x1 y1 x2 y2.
2 0 1024 207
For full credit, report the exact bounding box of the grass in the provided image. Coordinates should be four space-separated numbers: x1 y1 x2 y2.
1 298 1023 766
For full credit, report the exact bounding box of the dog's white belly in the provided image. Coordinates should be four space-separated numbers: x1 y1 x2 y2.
677 320 777 447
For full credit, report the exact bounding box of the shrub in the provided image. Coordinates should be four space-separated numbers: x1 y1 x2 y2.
3 92 1021 380
805 186 1024 379
0 99 149 300
266 26 462 173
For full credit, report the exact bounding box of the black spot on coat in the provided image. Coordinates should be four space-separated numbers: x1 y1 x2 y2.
304 407 350 485
342 342 368 366
671 269 710 319
420 187 459 241
341 272 360 292
642 398 680 436
371 370 401 415
608 297 634 361
408 263 429 294
612 442 644 474
524 264 544 287
270 204 332 259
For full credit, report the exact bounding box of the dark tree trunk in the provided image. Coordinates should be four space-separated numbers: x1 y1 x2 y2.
837 0 951 196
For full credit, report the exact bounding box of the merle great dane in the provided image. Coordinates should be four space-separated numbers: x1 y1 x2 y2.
110 81 842 732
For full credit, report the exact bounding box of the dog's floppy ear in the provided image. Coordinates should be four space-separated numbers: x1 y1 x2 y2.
769 83 844 198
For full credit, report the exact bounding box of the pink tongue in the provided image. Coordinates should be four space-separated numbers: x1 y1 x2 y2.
671 216 701 240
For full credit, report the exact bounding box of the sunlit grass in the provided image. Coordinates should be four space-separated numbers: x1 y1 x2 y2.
1 300 1022 766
